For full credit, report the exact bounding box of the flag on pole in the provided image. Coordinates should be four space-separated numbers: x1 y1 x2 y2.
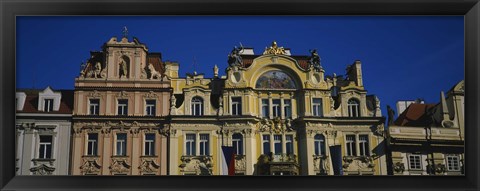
329 145 343 175
221 146 235 176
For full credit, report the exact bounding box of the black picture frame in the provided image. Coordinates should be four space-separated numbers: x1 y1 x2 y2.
1 0 478 190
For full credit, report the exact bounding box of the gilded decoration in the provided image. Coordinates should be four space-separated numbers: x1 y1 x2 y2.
263 41 286 55
255 70 296 89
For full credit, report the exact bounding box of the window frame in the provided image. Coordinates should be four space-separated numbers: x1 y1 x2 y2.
144 133 155 156
408 154 422 170
231 97 242 116
43 98 54 112
261 99 269 118
345 135 356 156
358 135 370 156
284 99 292 119
145 99 156 116
38 135 53 159
347 98 360 117
446 155 461 171
191 97 204 116
117 99 128 116
199 134 210 156
312 98 323 117
314 134 326 156
89 99 100 115
232 133 244 155
272 99 281 118
86 133 98 156
185 133 196 156
115 133 127 156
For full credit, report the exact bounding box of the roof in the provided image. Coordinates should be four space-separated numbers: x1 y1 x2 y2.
394 103 438 127
17 89 74 114
147 53 165 74
240 55 310 70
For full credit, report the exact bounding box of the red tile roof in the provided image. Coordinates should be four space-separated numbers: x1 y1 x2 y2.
17 89 73 114
147 53 165 74
394 103 437 127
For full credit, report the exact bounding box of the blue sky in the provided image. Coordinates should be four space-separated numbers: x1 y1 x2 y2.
16 16 464 116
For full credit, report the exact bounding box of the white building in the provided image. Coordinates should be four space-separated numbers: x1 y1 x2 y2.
16 86 73 175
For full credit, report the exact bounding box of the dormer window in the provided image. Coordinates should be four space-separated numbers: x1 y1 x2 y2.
44 99 54 112
347 99 360 117
191 97 203 116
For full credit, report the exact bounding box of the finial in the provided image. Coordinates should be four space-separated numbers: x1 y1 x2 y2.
122 26 128 38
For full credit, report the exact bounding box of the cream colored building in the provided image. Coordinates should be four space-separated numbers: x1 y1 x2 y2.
388 80 464 175
16 87 73 175
70 36 170 175
168 42 387 175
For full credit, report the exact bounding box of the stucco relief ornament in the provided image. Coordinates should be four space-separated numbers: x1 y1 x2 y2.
263 41 286 55
139 158 160 174
110 159 131 174
80 159 101 174
30 164 55 175
92 62 102 78
218 96 223 116
89 90 101 98
117 91 128 98
308 49 322 72
259 119 271 132
393 162 405 173
227 44 244 68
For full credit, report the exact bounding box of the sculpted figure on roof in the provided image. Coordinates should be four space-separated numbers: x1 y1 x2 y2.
308 49 321 72
228 45 244 67
263 41 286 55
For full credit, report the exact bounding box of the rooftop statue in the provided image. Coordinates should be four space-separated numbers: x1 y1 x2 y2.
228 45 244 67
263 41 286 55
308 49 322 72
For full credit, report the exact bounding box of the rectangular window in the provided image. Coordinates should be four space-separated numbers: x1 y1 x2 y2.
409 154 422 170
284 99 292 118
145 100 156 116
273 135 282 155
261 99 269 118
312 98 323 117
199 134 209 156
232 134 243 155
87 133 98 156
285 135 293 155
346 135 356 156
89 99 100 115
359 135 370 156
117 99 128 115
39 135 52 159
314 135 326 156
262 135 270 154
116 133 127 156
44 99 54 112
144 134 155 156
446 155 460 171
272 99 281 117
185 134 196 156
231 97 242 116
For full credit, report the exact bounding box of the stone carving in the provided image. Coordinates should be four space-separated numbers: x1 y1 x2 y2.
139 158 160 174
30 164 55 175
308 49 322 72
434 163 446 174
148 63 162 80
342 156 375 172
91 62 102 78
89 90 101 98
119 59 128 78
393 162 405 173
144 91 157 98
228 45 244 68
218 96 223 116
80 157 101 175
179 156 213 175
110 158 131 174
235 155 246 172
140 63 148 79
263 41 286 55
117 91 128 98
313 155 330 174
259 118 271 132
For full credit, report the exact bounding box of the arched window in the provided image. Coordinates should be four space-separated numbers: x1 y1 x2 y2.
232 133 243 155
347 99 360 117
314 134 326 156
191 97 203 116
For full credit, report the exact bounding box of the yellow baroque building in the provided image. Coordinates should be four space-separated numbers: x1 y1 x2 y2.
167 42 387 175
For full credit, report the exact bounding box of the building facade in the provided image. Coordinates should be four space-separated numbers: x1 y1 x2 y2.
16 87 73 175
388 80 464 175
168 42 387 175
70 36 171 175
